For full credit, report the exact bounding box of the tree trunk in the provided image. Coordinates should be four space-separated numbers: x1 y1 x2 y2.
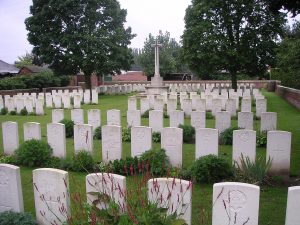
84 72 93 101
230 71 237 91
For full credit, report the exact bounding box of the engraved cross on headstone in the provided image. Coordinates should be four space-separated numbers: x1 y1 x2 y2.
151 39 162 78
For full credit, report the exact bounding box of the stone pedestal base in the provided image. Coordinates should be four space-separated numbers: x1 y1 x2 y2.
145 86 169 95
151 76 163 86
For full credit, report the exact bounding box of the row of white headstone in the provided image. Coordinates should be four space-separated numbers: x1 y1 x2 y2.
0 89 98 113
128 94 266 117
0 164 299 225
2 121 291 175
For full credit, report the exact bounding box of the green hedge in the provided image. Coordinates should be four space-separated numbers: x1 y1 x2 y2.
0 71 70 90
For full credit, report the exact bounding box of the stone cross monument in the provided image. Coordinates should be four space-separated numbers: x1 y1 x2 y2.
145 38 168 95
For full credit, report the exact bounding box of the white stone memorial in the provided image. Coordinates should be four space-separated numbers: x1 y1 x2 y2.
238 112 254 130
71 109 84 125
140 98 150 114
107 109 121 126
47 123 66 158
127 110 141 127
285 186 300 225
196 128 218 158
52 109 64 123
169 110 184 127
256 99 267 118
131 126 152 157
102 125 122 163
74 124 93 153
233 130 256 166
149 110 163 132
23 122 41 141
215 111 231 134
260 112 277 132
2 122 19 155
191 111 206 129
88 109 101 131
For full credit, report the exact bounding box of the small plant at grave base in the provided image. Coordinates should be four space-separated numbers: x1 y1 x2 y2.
29 112 37 116
15 139 53 167
108 156 139 175
220 126 240 145
233 155 272 185
140 149 170 176
44 156 63 169
59 119 75 138
0 211 37 225
178 124 195 143
9 110 17 115
254 115 260 121
20 108 28 116
93 126 102 140
189 155 233 183
152 131 161 143
0 107 8 115
0 154 16 164
256 131 267 147
206 111 213 119
122 127 131 142
141 109 149 118
72 150 95 172
163 111 169 118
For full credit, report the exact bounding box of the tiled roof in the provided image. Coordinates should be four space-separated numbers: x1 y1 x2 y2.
0 60 19 75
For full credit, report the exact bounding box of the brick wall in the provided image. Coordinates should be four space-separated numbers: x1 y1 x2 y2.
275 85 300 110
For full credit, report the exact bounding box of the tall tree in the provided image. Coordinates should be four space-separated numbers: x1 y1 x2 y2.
265 0 300 16
14 53 34 68
138 31 188 77
25 0 135 89
182 0 285 89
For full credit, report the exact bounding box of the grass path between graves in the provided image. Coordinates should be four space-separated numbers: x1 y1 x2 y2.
0 91 299 225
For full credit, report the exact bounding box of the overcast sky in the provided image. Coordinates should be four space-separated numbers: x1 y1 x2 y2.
0 0 298 64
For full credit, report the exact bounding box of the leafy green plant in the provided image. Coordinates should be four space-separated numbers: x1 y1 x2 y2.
109 156 139 175
140 149 169 176
256 131 267 147
163 111 169 118
0 154 16 164
15 139 53 167
220 126 240 145
0 107 8 115
29 112 37 116
59 119 75 138
122 127 131 142
206 111 213 119
20 108 28 116
234 155 272 185
72 150 95 172
93 126 102 140
178 124 195 143
0 211 37 225
141 110 149 118
189 155 233 183
9 110 17 115
152 132 161 143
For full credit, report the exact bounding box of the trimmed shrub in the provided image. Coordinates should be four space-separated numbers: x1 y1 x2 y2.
20 108 28 116
72 151 95 172
9 110 17 115
59 119 74 138
122 127 131 142
15 139 53 167
220 126 240 145
140 149 169 176
256 131 267 147
0 154 16 164
0 107 8 115
152 132 161 143
189 155 233 183
0 211 37 225
141 110 149 118
178 124 195 143
109 156 139 175
93 126 102 140
163 111 169 118
206 111 213 119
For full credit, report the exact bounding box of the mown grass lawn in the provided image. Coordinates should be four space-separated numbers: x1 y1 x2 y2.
0 91 299 225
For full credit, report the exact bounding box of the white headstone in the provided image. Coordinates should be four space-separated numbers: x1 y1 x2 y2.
73 94 81 108
196 128 218 158
285 186 300 225
33 168 70 225
5 97 15 112
88 109 101 131
107 109 121 126
154 98 164 111
102 125 122 163
0 164 24 213
226 99 236 116
169 110 184 127
241 99 252 112
92 89 98 104
35 98 44 115
212 182 260 225
52 109 64 123
71 109 84 125
260 112 277 132
212 99 222 116
131 126 152 157
47 123 66 158
74 124 93 153
127 110 141 127
149 110 163 132
215 111 231 134
181 99 192 117
256 99 266 118
128 97 137 110
53 95 62 108
161 127 183 167
2 122 19 155
194 98 206 112
16 98 24 113
24 98 34 113
140 98 150 114
45 94 53 108
191 111 206 129
148 178 192 225
233 130 256 166
267 131 291 176
84 90 91 104
167 98 177 116
238 112 254 130
86 173 126 212
23 122 41 141
62 94 71 109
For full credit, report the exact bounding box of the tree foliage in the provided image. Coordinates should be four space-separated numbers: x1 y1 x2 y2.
265 0 300 16
182 0 285 89
138 31 188 77
272 22 300 89
25 0 135 87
